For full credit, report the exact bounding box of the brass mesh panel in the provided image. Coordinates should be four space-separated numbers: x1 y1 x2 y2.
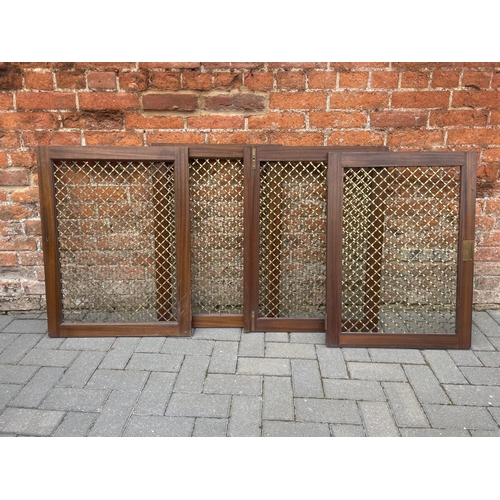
189 158 244 315
342 166 460 334
259 161 327 318
53 160 176 323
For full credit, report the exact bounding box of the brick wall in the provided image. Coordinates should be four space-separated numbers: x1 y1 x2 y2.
1 62 499 312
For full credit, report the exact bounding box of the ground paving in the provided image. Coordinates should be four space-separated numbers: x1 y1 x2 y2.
1 311 500 437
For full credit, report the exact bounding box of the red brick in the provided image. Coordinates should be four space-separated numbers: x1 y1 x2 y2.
187 115 244 129
79 92 139 110
330 63 389 70
463 71 492 89
0 204 29 220
10 187 39 203
329 91 389 110
205 93 266 111
16 92 76 110
24 219 42 235
276 71 306 90
125 113 184 129
493 72 500 89
149 72 181 90
10 151 37 167
478 232 500 247
182 72 212 90
62 111 124 130
370 111 427 128
213 72 243 90
481 149 500 162
269 92 326 110
74 62 136 70
370 71 399 89
0 252 17 266
204 63 263 70
452 90 500 108
0 221 23 236
488 110 500 125
0 169 29 185
0 93 14 109
55 71 86 89
0 132 21 149
485 199 500 216
206 132 258 144
0 152 8 167
259 131 324 146
248 112 305 130
477 164 499 183
142 93 198 111
119 71 149 91
391 91 450 108
339 72 369 89
22 131 81 147
22 280 46 294
268 63 327 69
387 129 445 148
0 64 23 90
139 63 201 70
447 129 500 146
430 110 488 127
244 72 274 91
0 112 59 130
401 71 430 88
87 71 117 89
308 71 337 89
23 71 53 90
85 131 143 146
1 236 37 251
327 130 384 147
475 247 500 261
475 216 496 231
309 111 366 128
146 131 205 145
431 70 460 88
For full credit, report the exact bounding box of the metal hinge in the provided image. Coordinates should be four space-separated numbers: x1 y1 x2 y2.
251 311 256 331
251 147 256 170
463 240 474 261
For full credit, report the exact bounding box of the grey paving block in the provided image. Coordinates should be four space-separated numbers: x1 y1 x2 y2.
368 349 425 364
208 341 238 374
265 342 317 359
126 353 183 372
487 310 500 324
135 337 166 353
19 349 79 368
424 404 499 430
161 338 214 356
40 387 109 412
0 333 20 352
0 315 15 330
134 372 177 415
265 332 289 342
263 421 330 437
475 351 500 367
423 350 468 384
342 348 370 362
400 428 470 437
403 365 450 405
263 376 294 421
59 337 115 351
488 337 500 351
0 364 39 385
193 418 228 437
203 374 262 396
53 412 98 437
473 311 500 337
228 395 262 437
323 379 385 401
461 367 500 386
86 369 149 391
88 389 140 437
0 407 64 436
447 350 482 367
471 326 495 351
174 355 210 393
2 319 48 334
331 424 366 437
291 359 324 398
124 416 194 437
348 362 406 382
237 357 291 376
0 333 45 364
57 351 105 388
99 338 140 370
193 328 241 341
33 335 65 350
489 408 500 425
239 332 264 357
295 398 361 424
166 393 231 418
444 385 500 406
383 382 429 428
289 332 326 344
0 383 23 410
470 430 500 437
358 401 399 437
316 346 348 379
10 367 64 408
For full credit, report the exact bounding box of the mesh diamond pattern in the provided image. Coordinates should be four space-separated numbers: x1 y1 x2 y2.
190 158 244 315
259 161 327 318
53 160 177 323
342 166 460 334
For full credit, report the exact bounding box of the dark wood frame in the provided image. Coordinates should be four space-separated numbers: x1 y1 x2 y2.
326 151 477 349
37 146 191 337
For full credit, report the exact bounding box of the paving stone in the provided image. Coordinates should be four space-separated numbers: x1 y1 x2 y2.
0 383 22 410
443 385 500 406
348 362 406 382
99 338 140 370
265 342 316 359
473 311 500 337
86 369 149 391
228 395 262 437
40 387 109 412
383 382 429 427
193 328 241 341
469 430 500 437
487 310 500 324
447 350 482 367
2 319 48 334
10 367 64 408
368 349 425 364
124 416 194 437
316 346 348 378
0 364 39 384
192 418 228 437
134 372 177 415
165 393 230 418
0 315 15 330
460 367 500 386
358 401 399 436
423 350 468 384
19 349 79 368
424 404 498 430
331 424 366 437
263 376 294 421
174 355 210 393
0 407 64 436
59 337 115 351
53 412 98 437
323 379 385 401
475 351 500 367
295 398 361 424
126 353 183 372
237 357 290 376
489 408 500 425
403 365 450 405
208 341 238 374
400 428 470 437
0 333 20 352
0 334 45 364
57 351 105 388
291 359 324 398
263 421 330 437
488 337 500 351
471 326 495 351
135 337 166 353
203 374 262 396
239 332 264 357
265 332 289 342
162 338 214 356
88 390 140 437
33 335 65 350
289 332 326 344
342 348 370 362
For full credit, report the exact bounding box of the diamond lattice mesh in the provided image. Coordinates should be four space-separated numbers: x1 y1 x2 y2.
190 158 244 315
259 161 327 318
53 160 177 323
342 166 460 334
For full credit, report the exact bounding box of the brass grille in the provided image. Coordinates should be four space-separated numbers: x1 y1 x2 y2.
259 161 327 318
53 160 177 323
189 158 244 315
342 166 460 334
